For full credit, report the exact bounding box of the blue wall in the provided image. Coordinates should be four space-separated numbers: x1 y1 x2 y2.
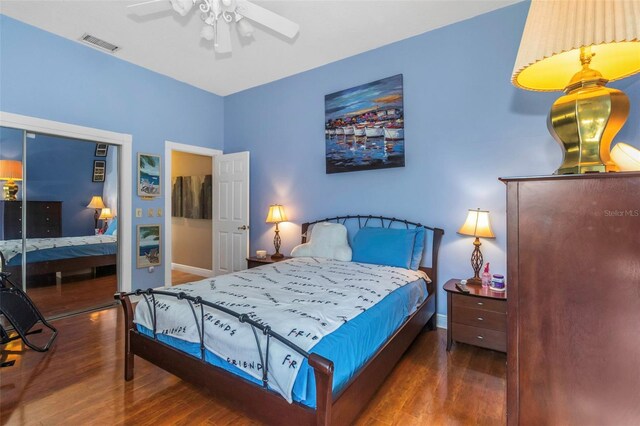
0 129 105 237
224 2 640 316
0 14 224 289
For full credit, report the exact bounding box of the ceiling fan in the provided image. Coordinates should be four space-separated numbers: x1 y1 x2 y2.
128 0 300 53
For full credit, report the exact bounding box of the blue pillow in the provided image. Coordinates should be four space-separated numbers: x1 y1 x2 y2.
351 227 417 269
410 227 426 271
105 216 118 236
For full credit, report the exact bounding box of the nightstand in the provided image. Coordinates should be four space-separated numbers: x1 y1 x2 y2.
246 255 292 269
444 278 507 353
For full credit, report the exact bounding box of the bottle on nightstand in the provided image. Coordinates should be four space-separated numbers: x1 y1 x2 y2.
481 263 491 288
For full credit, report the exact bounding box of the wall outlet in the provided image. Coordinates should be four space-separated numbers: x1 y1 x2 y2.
148 208 154 217
157 208 163 217
135 208 143 218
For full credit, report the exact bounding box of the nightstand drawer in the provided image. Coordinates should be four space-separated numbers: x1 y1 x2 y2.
452 323 506 352
452 305 506 332
452 293 506 314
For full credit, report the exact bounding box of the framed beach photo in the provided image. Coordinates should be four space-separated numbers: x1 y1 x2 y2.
325 74 405 174
137 153 161 197
95 143 109 157
136 224 161 268
92 160 106 182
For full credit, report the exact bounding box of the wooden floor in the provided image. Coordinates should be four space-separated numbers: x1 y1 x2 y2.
0 307 506 425
171 270 206 286
25 274 117 319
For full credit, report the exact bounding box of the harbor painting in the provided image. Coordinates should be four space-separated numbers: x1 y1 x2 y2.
137 153 161 197
325 74 405 174
136 224 161 268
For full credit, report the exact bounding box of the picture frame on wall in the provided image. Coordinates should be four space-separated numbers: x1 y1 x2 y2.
136 224 161 268
95 143 109 157
325 74 405 174
137 153 161 197
92 160 106 182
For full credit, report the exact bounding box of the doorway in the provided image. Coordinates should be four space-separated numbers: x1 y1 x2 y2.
164 141 250 286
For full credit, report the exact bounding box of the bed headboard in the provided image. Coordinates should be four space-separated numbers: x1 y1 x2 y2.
301 215 444 295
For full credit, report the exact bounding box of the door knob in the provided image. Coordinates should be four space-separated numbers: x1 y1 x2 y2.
237 225 249 231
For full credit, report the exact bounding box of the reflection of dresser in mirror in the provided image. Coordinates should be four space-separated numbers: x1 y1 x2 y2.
0 201 62 240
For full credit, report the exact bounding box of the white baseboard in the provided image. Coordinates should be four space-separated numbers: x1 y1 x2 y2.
171 263 215 277
436 314 447 329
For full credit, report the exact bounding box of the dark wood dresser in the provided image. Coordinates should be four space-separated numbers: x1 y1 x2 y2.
502 173 640 425
0 201 62 240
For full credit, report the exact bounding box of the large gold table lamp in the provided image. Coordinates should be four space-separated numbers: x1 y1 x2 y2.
512 0 640 175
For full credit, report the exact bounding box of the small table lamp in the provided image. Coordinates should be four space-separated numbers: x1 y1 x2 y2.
87 195 106 230
458 208 495 285
98 207 114 232
266 204 287 259
512 0 640 175
0 160 23 201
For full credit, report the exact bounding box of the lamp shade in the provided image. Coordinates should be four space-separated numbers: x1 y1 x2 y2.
0 160 23 181
512 0 640 91
87 195 106 209
611 143 640 171
265 204 287 223
458 209 495 239
98 208 114 220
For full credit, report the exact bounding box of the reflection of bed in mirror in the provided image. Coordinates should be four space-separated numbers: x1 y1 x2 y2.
0 199 117 284
0 235 117 284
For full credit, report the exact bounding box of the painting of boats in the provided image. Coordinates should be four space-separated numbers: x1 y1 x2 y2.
365 126 384 138
325 74 404 174
383 127 404 140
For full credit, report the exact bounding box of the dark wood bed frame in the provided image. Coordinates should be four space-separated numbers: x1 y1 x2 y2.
116 216 444 426
0 252 117 285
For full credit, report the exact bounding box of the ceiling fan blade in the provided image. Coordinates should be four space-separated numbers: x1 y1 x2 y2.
215 19 232 54
235 0 299 39
127 0 166 8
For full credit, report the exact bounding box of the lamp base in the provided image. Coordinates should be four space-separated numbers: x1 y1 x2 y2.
549 56 628 175
271 253 284 260
3 180 18 201
467 277 482 286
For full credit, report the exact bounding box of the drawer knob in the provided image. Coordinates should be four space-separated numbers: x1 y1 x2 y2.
477 302 484 306
477 317 484 321
477 335 484 340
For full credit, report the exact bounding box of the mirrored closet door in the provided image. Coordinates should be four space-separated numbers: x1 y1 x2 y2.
0 126 120 318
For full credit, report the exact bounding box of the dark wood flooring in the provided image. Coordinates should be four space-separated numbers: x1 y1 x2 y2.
0 307 506 425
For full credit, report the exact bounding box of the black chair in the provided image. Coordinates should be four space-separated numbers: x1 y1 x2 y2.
0 272 57 353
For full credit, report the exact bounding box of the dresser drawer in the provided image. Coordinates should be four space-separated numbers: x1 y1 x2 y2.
451 323 506 352
452 305 506 332
452 292 506 313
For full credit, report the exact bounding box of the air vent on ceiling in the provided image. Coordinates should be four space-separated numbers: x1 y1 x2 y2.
80 33 120 53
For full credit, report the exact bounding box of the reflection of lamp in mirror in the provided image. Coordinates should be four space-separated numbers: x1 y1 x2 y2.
265 204 287 259
87 196 106 231
458 208 495 285
98 207 114 232
0 160 23 201
512 0 640 175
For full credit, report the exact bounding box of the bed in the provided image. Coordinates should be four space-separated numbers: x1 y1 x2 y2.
116 216 444 425
0 235 118 283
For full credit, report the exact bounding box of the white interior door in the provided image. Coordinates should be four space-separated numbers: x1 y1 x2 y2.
214 152 250 275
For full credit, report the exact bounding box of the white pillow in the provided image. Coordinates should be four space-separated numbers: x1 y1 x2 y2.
291 222 352 261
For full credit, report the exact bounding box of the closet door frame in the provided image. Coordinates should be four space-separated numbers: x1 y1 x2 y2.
0 111 133 292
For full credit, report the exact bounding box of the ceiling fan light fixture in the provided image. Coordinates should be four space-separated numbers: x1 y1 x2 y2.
170 0 194 16
237 18 254 38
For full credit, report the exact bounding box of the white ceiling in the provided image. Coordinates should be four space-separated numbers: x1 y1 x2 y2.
0 0 522 96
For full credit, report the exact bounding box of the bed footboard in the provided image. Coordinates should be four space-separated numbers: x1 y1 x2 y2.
115 291 336 426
